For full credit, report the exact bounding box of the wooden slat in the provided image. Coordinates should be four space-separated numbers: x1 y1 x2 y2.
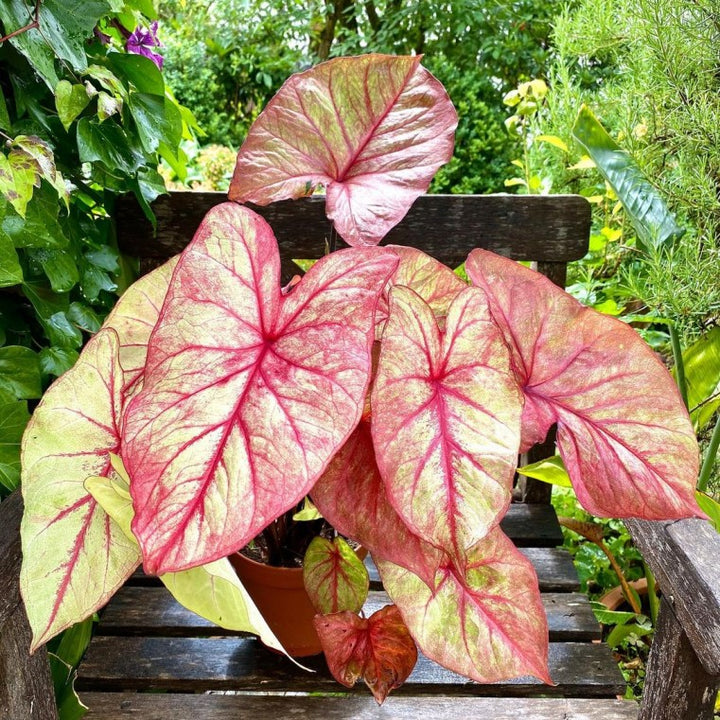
81 693 639 719
116 193 591 273
96 588 599 642
76 636 625 697
500 502 564 546
626 517 720 675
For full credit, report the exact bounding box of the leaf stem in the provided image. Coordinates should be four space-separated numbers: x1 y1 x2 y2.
669 323 688 409
697 411 720 493
0 0 40 43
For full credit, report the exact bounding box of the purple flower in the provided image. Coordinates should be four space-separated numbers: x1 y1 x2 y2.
125 21 164 69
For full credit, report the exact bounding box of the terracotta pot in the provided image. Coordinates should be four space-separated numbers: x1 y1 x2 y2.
228 551 323 657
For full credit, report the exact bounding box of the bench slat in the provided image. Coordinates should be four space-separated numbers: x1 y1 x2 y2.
76 636 625 697
81 693 639 719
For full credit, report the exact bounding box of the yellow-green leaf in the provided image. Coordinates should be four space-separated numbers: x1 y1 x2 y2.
536 135 568 152
516 455 572 487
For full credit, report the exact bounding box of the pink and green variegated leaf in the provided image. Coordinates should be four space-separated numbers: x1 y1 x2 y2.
228 55 457 247
314 604 418 704
377 527 551 684
103 256 178 392
303 536 369 615
123 202 398 575
466 249 702 521
371 286 523 559
375 245 466 335
20 329 140 651
311 420 445 586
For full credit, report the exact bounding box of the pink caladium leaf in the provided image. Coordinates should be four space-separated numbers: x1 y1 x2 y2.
314 604 418 704
303 536 370 615
311 420 445 586
371 285 523 560
228 54 457 247
375 245 466 335
20 329 141 650
102 256 178 393
377 527 552 684
122 202 398 575
466 249 702 520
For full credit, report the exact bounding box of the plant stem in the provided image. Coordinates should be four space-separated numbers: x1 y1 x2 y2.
598 538 643 615
697 411 720 493
669 323 688 409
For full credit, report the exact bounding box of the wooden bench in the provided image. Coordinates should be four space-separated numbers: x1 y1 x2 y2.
2 193 718 719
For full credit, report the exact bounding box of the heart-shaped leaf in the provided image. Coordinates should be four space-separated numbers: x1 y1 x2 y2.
466 249 701 520
372 286 522 559
314 604 418 704
20 329 140 650
123 203 398 574
311 420 445 586
229 55 457 247
303 536 369 615
377 527 551 684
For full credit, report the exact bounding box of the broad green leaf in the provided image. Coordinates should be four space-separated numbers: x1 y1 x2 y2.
22 283 82 348
681 327 720 430
0 233 23 286
76 118 144 175
20 330 140 650
85 464 291 658
39 346 79 378
55 81 91 131
696 492 720 533
516 455 572 487
36 249 80 292
85 65 126 97
292 497 322 521
372 286 522 560
85 245 120 273
467 249 701 521
80 265 118 302
229 55 457 247
123 203 398 574
589 600 637 626
377 527 551 684
0 346 42 399
0 87 10 130
1 184 68 248
303 537 369 615
108 52 165 95
128 93 182 154
572 106 684 252
606 621 653 649
0 151 35 217
315 604 417 704
67 302 101 333
0 392 30 492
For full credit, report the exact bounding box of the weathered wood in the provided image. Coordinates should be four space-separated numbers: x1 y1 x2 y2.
76 636 625 697
81 693 639 719
97 588 599 642
499 502 564 546
626 518 720 675
116 193 592 275
638 597 719 720
0 491 58 720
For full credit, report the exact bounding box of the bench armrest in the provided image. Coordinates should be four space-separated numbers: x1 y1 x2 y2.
626 517 720 676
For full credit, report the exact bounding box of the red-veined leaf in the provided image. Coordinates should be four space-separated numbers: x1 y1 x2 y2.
466 249 701 520
303 536 369 614
377 527 551 684
314 604 418 704
228 55 457 247
103 256 178 392
20 329 140 650
311 420 445 586
123 203 398 574
371 286 522 559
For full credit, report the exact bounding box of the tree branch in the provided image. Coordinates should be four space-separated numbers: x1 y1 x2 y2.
0 0 41 44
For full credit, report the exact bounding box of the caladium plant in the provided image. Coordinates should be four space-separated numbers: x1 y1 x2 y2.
20 53 703 703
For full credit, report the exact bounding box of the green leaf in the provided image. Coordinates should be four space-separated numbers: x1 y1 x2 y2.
1 186 68 249
0 87 11 131
22 282 83 348
681 327 720 430
0 346 42 399
0 152 35 217
67 302 101 333
39 347 79 378
589 600 637 626
606 621 653 649
35 249 80 292
696 492 720 533
108 52 164 95
85 246 119 273
76 118 144 176
81 265 117 302
97 91 122 122
535 134 568 152
516 455 572 487
572 106 685 253
84 65 126 97
0 392 30 492
56 81 91 131
128 93 182 154
0 233 23 287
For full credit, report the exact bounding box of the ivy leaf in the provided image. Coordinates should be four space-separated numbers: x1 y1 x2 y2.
56 81 92 131
108 52 165 95
77 118 145 175
0 233 23 287
0 87 10 130
0 152 35 217
303 537 369 615
67 302 101 333
0 346 42 399
33 248 80 293
314 604 418 704
39 347 79 378
128 93 182 153
0 390 30 492
1 185 68 249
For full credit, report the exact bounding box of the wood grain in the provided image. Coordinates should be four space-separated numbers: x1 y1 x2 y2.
82 693 639 719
